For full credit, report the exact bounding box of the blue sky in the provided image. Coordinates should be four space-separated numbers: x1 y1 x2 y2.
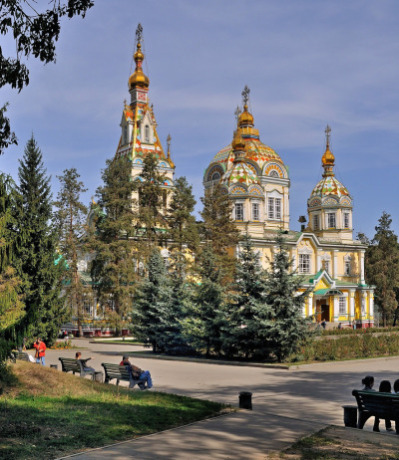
2 0 399 238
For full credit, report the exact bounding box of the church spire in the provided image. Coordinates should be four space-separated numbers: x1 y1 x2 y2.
321 124 335 177
128 24 150 90
238 85 254 128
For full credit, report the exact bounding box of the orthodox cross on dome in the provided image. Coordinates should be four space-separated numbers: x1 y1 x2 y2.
136 23 143 44
325 124 331 149
242 85 250 107
235 106 241 123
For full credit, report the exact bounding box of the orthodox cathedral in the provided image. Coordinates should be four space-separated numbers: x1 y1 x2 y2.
113 26 374 328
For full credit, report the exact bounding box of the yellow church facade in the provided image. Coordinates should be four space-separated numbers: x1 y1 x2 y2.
204 88 374 328
112 26 373 329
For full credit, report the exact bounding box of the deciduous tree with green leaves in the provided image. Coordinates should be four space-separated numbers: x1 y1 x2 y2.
54 168 88 336
0 174 25 361
0 0 94 154
365 212 399 326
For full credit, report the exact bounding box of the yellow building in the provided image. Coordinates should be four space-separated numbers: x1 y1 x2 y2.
204 88 374 328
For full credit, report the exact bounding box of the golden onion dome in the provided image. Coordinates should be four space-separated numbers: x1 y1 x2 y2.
238 104 254 127
128 43 150 89
322 146 335 166
232 129 245 152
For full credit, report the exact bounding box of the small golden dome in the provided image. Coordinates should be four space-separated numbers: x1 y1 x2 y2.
128 43 150 89
232 129 245 152
238 104 254 127
322 147 335 166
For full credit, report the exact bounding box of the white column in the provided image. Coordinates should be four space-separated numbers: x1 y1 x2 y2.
292 250 297 271
333 296 339 322
317 253 321 272
333 250 338 278
307 293 313 317
369 291 374 319
349 290 355 320
360 251 365 284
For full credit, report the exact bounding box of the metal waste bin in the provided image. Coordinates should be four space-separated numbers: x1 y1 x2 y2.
239 391 253 410
342 405 357 428
50 364 58 370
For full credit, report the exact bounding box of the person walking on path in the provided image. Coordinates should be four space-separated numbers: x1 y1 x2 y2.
120 355 153 389
33 338 46 365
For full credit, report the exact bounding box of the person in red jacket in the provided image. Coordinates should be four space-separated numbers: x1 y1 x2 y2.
33 338 46 365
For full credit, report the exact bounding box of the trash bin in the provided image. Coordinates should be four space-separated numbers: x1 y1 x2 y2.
94 372 103 383
239 391 253 410
342 405 357 428
50 364 58 370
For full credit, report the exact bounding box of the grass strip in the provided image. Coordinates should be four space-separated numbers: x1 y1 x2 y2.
0 362 226 460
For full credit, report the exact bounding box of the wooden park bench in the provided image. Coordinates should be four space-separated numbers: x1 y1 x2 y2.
102 363 147 390
352 390 399 433
59 357 100 380
10 351 30 363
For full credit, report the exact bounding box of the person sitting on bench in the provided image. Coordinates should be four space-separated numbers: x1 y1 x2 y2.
76 352 95 372
120 355 153 389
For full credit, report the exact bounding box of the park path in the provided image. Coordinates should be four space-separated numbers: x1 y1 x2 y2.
42 339 399 459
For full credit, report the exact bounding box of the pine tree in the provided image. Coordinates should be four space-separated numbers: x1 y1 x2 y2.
262 234 312 362
90 156 137 335
0 174 25 361
54 168 88 336
200 182 240 284
224 234 271 359
167 176 199 279
16 136 66 345
133 249 173 353
183 246 227 357
135 154 167 258
366 212 399 326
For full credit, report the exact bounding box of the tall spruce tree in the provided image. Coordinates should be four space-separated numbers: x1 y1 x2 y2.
365 212 399 326
262 234 312 362
224 234 271 359
135 154 167 258
183 246 227 357
200 182 240 284
16 136 65 345
133 249 173 353
90 155 137 335
0 174 25 361
54 168 88 336
167 176 199 279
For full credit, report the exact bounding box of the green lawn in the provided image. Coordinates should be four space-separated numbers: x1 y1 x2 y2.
0 362 227 459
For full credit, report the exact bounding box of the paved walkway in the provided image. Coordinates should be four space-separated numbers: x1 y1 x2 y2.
40 339 399 459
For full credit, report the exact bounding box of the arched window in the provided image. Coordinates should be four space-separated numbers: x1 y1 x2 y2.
269 170 279 178
211 172 221 181
162 190 167 208
145 125 150 143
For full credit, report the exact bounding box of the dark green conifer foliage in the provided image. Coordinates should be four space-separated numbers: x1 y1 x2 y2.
262 234 311 362
91 156 137 334
0 174 25 360
366 212 399 326
224 234 271 358
54 168 88 336
136 154 167 257
16 136 65 345
167 176 199 279
185 246 227 357
133 249 173 353
200 183 240 284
